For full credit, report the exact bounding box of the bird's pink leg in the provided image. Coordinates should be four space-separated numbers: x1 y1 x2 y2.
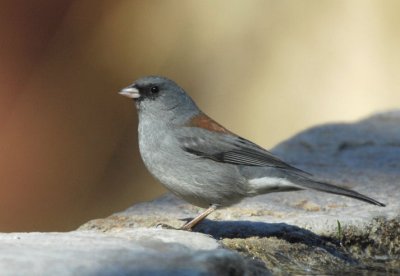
180 204 217 231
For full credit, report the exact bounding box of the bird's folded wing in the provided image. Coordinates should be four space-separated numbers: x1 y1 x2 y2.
177 127 310 176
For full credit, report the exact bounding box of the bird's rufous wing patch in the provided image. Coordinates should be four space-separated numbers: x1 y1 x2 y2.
186 113 232 134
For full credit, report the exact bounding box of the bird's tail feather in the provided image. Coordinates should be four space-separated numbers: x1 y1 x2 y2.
297 178 385 207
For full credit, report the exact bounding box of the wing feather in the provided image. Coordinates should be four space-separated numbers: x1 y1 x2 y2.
178 129 310 176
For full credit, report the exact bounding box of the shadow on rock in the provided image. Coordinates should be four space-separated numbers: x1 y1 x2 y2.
191 219 357 264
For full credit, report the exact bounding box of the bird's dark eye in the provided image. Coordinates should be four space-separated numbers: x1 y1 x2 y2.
150 86 159 93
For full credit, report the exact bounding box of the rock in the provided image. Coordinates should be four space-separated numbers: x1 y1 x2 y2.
81 111 400 274
0 229 267 275
1 111 400 275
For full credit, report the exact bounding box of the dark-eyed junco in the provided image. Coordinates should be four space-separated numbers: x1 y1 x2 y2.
119 76 385 230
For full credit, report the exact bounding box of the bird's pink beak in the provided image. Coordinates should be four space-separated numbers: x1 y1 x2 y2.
119 86 140 99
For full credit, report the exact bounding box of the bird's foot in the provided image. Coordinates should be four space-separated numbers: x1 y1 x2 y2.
155 223 179 230
155 222 193 231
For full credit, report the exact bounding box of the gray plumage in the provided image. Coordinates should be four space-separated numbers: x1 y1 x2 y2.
119 76 384 229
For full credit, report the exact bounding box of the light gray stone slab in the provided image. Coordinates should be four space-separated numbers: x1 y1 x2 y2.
0 229 264 275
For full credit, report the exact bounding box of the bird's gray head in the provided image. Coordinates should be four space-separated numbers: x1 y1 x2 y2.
119 76 199 122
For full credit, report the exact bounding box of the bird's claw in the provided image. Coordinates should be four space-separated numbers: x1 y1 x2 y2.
155 223 179 230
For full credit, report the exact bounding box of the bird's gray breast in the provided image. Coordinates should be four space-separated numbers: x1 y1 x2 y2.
137 117 247 208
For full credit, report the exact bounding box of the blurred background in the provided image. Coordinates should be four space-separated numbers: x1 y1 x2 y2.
0 0 399 231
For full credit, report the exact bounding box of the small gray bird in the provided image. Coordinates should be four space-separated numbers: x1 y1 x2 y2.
119 76 385 230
